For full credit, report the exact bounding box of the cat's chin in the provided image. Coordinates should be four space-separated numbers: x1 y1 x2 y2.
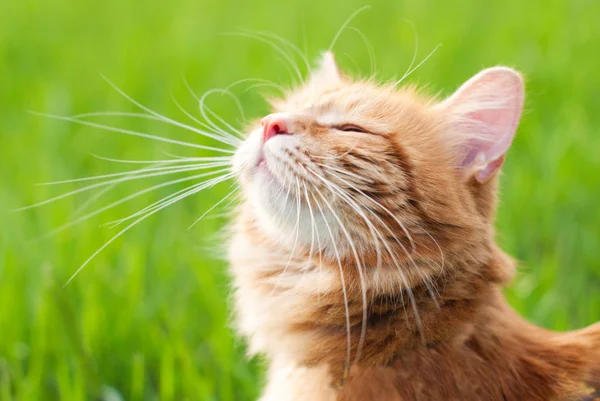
244 171 341 252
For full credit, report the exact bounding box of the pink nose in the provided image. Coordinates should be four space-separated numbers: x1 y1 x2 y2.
262 115 289 142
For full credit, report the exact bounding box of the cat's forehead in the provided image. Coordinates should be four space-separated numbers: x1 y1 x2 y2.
274 81 424 133
280 82 391 112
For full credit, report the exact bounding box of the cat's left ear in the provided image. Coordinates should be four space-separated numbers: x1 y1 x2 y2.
308 51 342 87
435 67 524 183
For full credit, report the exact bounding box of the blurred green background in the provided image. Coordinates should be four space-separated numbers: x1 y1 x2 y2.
1 0 599 399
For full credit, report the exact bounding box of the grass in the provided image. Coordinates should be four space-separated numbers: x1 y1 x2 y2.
1 0 599 399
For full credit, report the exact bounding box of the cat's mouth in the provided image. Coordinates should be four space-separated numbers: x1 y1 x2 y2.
255 153 282 185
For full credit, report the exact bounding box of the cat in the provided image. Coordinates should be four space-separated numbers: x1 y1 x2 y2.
228 52 600 400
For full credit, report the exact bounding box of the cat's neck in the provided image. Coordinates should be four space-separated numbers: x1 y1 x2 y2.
289 244 515 378
230 210 510 369
230 215 599 399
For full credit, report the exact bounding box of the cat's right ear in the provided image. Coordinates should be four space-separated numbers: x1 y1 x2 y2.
434 67 524 183
308 51 342 87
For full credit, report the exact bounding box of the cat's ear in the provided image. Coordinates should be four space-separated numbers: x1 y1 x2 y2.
308 51 342 86
435 67 524 182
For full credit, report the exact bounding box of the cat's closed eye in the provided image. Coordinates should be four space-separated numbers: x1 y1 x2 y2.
333 124 372 134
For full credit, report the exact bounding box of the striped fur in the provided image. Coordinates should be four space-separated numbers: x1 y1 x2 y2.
228 55 600 400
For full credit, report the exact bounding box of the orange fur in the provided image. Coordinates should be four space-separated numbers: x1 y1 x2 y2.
228 53 600 400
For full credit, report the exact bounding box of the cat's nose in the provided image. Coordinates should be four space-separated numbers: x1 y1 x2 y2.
262 114 290 142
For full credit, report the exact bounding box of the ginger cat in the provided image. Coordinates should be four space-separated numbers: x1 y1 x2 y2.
229 52 600 401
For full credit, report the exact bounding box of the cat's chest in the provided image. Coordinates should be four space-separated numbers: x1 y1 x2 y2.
228 230 340 356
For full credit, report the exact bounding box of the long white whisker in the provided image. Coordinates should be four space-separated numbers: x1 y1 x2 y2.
37 171 232 239
61 173 228 288
38 161 231 186
180 78 248 142
224 78 286 95
170 93 243 146
200 192 243 221
243 83 287 94
198 89 248 138
89 153 230 165
303 182 325 302
325 181 412 325
222 31 303 85
306 167 392 363
107 171 233 227
242 29 311 74
308 189 352 384
393 43 442 88
30 112 236 154
72 110 238 146
70 160 172 217
314 166 432 336
180 76 244 141
188 184 239 229
169 92 242 146
425 230 445 275
328 6 371 51
17 163 229 211
323 169 439 305
347 26 376 78
317 163 416 252
311 181 368 365
274 177 303 289
397 20 419 87
302 182 317 268
99 75 242 147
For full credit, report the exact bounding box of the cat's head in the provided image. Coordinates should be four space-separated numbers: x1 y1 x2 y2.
232 52 524 285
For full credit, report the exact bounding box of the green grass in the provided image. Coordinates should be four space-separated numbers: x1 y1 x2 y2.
1 0 600 399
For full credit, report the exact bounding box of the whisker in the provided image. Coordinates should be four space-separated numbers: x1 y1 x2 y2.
393 43 442 88
308 189 352 385
311 181 368 365
240 29 311 74
224 78 286 95
274 177 303 289
199 192 243 221
244 82 288 94
180 78 248 142
306 167 393 363
36 170 232 239
17 163 229 211
98 76 242 147
106 171 234 227
198 89 248 138
70 182 118 219
347 26 376 78
318 163 416 251
310 140 361 161
38 161 231 185
29 112 236 154
302 182 326 304
313 166 433 337
222 31 303 85
180 76 243 140
302 182 317 268
169 91 242 145
61 172 229 289
342 53 362 77
170 94 243 146
70 160 172 217
323 167 441 306
188 184 239 229
396 20 419 88
89 153 230 165
328 6 371 52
